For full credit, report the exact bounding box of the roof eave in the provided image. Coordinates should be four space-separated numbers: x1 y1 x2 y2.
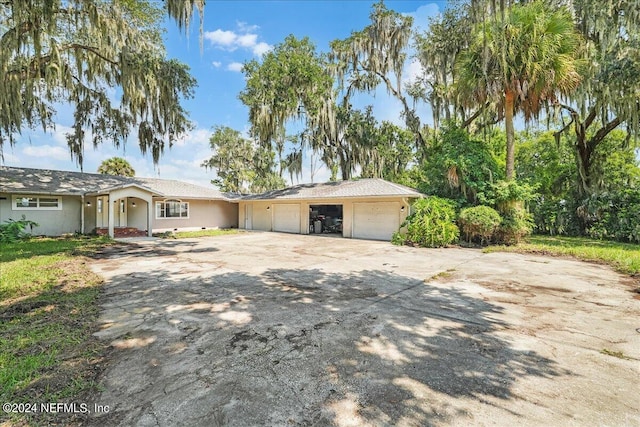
241 193 423 202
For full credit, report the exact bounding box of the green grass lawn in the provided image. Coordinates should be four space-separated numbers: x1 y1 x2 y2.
485 235 640 276
156 228 240 239
0 236 111 425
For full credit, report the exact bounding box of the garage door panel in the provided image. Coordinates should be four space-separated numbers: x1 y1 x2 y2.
273 204 301 234
353 202 399 241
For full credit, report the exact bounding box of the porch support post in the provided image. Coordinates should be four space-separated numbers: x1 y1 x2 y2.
108 195 115 238
146 196 153 237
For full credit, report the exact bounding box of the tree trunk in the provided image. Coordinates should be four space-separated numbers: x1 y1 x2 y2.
504 89 516 180
574 128 592 196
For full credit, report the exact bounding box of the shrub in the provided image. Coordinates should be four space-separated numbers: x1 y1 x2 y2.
0 216 39 243
579 189 640 243
459 206 502 245
491 179 537 212
495 208 533 245
531 196 581 236
393 197 460 248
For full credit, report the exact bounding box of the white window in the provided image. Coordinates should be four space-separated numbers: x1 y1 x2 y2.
97 199 103 213
13 195 62 210
156 199 189 219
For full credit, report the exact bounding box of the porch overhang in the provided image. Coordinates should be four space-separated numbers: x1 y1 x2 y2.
87 184 161 238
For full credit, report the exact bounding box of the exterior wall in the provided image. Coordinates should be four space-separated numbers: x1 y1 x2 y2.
240 197 413 239
1 190 241 236
84 196 97 232
0 193 82 236
127 197 149 231
152 199 238 232
250 201 272 231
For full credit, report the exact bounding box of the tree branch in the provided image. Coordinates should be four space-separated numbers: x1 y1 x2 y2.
5 43 119 80
588 116 621 150
461 102 490 128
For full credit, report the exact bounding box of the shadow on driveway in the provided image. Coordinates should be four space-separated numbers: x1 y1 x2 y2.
87 259 568 426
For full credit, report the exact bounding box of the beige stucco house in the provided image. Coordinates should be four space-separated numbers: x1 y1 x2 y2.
0 167 238 237
238 179 423 241
1 167 422 241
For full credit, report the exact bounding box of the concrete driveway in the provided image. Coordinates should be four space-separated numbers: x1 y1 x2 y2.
88 232 639 426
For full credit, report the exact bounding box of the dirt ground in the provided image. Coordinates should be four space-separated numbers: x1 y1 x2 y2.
84 232 639 426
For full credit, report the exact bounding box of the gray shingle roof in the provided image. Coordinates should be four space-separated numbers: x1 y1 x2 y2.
242 178 423 200
134 177 229 200
1 167 422 202
0 166 230 200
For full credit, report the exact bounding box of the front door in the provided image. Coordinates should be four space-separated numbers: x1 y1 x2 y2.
96 197 108 228
118 199 127 227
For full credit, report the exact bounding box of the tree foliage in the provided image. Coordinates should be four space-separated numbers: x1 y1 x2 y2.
201 126 285 193
240 35 334 147
414 7 471 128
0 0 202 168
330 1 421 144
456 0 583 179
97 157 135 177
420 126 502 207
553 0 640 195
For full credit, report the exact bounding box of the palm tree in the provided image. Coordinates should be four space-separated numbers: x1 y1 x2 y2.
456 0 583 180
97 157 136 177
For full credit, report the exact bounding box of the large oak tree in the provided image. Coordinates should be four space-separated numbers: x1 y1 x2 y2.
0 0 203 168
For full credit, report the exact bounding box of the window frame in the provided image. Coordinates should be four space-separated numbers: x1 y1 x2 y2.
155 199 189 219
12 195 63 211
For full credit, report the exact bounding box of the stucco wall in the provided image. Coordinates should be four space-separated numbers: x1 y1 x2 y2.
84 196 97 232
127 197 150 231
0 193 82 236
251 201 273 231
152 199 238 231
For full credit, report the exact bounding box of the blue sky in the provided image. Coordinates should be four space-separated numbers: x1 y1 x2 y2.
4 1 446 187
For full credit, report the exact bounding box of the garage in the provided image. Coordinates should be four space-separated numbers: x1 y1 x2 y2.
353 202 401 241
239 179 422 241
273 203 301 233
309 204 343 236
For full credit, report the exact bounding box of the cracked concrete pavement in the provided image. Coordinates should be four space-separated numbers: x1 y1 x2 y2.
86 231 640 426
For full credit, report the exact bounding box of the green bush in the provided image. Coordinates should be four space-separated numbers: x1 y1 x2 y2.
495 207 533 245
459 206 502 245
531 196 581 236
0 216 39 243
579 189 640 243
393 197 460 248
491 179 537 212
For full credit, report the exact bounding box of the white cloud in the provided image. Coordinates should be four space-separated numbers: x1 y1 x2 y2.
237 33 258 48
227 62 244 72
405 3 441 33
252 42 272 56
212 61 221 68
237 21 259 33
173 128 212 147
50 124 75 146
403 58 424 85
204 22 272 57
23 144 71 161
204 29 237 48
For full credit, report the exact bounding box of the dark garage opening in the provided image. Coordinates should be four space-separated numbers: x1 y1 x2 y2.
310 205 343 236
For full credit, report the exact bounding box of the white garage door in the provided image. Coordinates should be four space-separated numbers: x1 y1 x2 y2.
273 204 301 234
353 202 400 241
